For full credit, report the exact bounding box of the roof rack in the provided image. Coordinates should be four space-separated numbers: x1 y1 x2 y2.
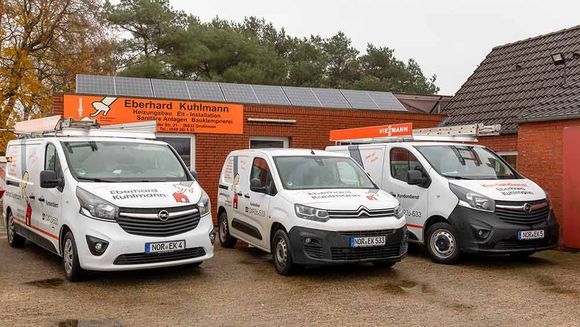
330 123 501 144
13 115 157 139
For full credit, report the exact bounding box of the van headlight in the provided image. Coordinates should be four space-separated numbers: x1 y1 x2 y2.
449 183 494 212
76 187 118 221
197 190 211 216
295 204 329 222
394 205 404 219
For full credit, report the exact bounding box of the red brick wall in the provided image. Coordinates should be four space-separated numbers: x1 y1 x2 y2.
477 134 518 153
52 94 443 223
517 119 580 234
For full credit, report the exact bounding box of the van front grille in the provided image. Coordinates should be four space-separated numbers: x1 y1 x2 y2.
327 206 395 219
495 200 549 225
114 247 206 265
117 205 200 237
331 244 401 261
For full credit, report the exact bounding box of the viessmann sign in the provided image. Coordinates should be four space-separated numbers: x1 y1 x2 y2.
63 94 244 134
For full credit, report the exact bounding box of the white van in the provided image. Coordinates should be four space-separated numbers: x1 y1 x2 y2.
3 117 214 281
327 141 559 264
217 148 408 275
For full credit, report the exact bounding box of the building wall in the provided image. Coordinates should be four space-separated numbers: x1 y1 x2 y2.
477 134 518 153
517 119 580 237
53 94 444 223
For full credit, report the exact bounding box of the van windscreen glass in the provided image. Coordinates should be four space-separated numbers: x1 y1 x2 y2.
273 156 377 190
415 145 520 180
62 141 189 182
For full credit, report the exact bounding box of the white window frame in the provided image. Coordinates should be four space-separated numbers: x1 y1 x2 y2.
249 136 289 149
156 133 196 170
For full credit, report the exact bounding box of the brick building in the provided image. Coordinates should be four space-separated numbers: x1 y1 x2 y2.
442 26 580 249
53 75 444 223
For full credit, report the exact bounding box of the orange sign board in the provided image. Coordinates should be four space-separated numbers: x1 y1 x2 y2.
63 94 244 134
329 123 413 141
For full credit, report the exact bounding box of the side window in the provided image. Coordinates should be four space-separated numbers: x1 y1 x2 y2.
45 143 63 179
250 158 276 195
390 148 426 183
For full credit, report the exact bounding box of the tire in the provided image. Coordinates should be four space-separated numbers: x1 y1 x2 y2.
372 260 396 268
426 222 462 264
62 231 86 282
218 211 237 248
510 251 536 259
272 229 299 276
6 213 26 248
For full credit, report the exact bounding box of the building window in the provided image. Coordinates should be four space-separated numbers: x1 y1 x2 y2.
498 151 518 169
156 135 195 170
249 137 289 149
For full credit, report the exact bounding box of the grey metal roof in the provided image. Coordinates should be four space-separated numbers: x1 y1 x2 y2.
442 25 580 132
75 75 407 112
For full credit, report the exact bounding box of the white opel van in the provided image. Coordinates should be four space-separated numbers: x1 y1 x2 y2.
327 141 559 264
3 117 214 281
217 148 408 275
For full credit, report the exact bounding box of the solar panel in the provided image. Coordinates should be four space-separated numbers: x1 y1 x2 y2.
220 83 259 104
114 76 153 97
151 79 189 99
368 91 407 111
282 86 321 107
251 85 290 105
311 88 351 108
76 74 115 95
186 81 225 102
340 89 380 110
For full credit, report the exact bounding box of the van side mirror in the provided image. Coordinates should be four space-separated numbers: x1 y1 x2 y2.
190 169 198 180
250 178 267 193
407 169 426 187
40 170 61 189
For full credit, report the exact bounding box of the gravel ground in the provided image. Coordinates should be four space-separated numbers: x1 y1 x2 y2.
0 219 579 327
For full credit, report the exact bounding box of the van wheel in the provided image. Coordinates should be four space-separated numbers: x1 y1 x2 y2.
62 231 86 282
272 229 299 275
426 222 461 264
218 211 237 248
6 213 26 248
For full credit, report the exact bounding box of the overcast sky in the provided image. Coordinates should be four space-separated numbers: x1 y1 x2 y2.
169 0 580 95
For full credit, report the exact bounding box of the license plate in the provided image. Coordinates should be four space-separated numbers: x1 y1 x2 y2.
517 230 544 240
145 240 186 253
349 236 386 248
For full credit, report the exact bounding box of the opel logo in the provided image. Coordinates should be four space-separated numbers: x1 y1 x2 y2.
523 203 532 213
158 210 170 221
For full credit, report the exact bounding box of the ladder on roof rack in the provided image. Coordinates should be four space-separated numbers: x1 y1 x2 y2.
330 123 501 144
13 115 157 139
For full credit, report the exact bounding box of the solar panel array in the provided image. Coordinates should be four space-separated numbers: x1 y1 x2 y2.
76 74 407 111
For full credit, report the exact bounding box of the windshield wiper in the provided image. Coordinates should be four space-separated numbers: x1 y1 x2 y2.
441 174 472 180
77 177 119 182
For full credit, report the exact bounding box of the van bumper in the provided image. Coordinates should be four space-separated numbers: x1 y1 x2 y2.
74 212 215 271
287 226 408 265
448 206 559 254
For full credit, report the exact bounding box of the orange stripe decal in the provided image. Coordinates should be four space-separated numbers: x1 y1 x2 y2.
13 216 60 240
406 224 424 229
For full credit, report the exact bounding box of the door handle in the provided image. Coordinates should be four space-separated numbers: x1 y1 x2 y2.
38 197 45 202
244 194 250 198
28 195 35 200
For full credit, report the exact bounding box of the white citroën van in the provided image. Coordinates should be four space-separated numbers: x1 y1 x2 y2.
327 123 559 264
217 148 408 275
3 117 214 281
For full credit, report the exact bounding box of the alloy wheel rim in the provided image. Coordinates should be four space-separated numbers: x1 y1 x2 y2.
220 217 228 242
64 239 74 274
275 238 288 267
7 217 15 243
430 230 456 259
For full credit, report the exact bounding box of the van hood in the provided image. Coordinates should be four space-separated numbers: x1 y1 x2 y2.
77 181 202 208
449 179 546 202
286 188 399 210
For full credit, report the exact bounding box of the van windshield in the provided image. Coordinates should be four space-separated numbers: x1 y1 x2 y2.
273 156 377 190
415 145 520 180
62 141 190 182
